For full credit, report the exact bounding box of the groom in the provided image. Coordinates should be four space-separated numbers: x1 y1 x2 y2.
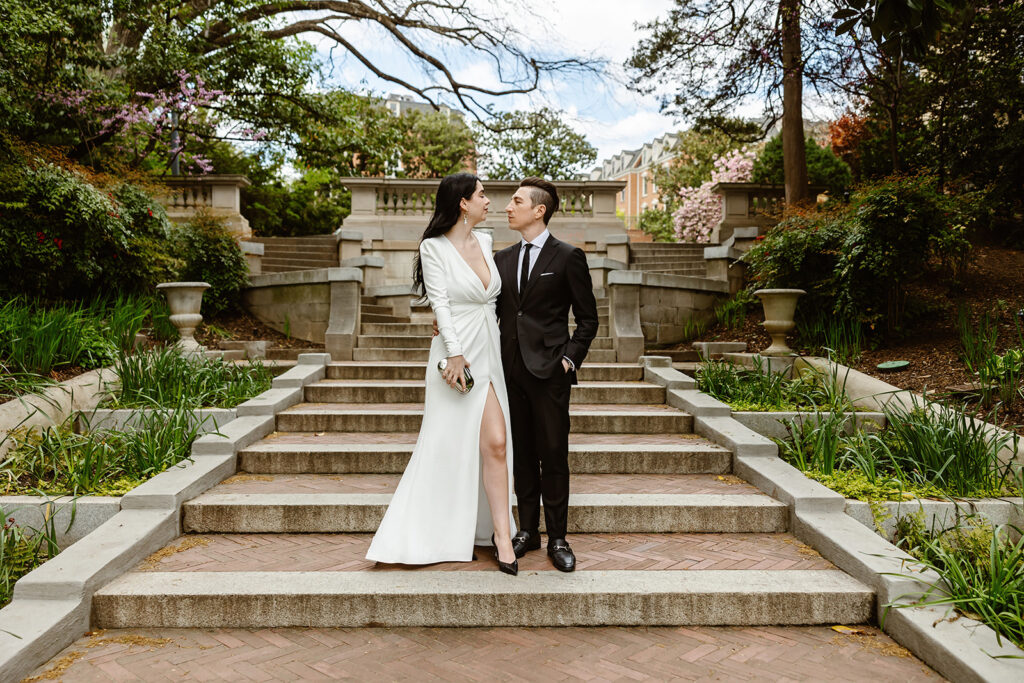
494 177 599 572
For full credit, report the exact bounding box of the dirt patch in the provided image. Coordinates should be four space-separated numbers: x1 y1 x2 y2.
195 308 324 350
139 537 211 571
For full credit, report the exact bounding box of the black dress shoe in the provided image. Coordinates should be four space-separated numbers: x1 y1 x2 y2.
547 538 575 572
511 530 541 559
491 534 518 576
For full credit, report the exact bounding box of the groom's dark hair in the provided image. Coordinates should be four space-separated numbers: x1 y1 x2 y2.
520 177 559 225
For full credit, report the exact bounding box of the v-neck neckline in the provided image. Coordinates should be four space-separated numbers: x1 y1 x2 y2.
443 232 492 291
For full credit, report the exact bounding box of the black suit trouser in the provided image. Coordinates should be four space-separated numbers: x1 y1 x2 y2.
506 345 572 541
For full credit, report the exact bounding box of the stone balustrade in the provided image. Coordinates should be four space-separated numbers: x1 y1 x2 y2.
710 183 826 243
159 174 252 239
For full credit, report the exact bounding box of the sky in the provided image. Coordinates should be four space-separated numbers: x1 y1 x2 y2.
312 0 685 168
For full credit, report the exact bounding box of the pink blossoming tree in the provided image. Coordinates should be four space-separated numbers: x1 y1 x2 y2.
673 148 757 243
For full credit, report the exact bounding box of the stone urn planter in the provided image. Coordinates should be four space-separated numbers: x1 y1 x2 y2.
754 288 805 356
156 282 211 353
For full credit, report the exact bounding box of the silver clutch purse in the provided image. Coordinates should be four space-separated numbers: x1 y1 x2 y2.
437 358 474 394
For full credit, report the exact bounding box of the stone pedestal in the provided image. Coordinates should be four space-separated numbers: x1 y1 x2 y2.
157 282 211 353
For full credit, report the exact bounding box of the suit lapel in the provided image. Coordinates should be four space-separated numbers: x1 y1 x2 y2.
521 235 560 302
499 248 521 306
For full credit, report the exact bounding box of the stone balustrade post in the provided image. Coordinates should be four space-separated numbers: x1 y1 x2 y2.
338 229 364 262
239 241 264 275
603 233 630 265
607 270 645 364
325 267 363 360
160 175 252 239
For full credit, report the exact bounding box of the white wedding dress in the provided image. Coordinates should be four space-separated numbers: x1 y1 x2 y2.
365 231 516 564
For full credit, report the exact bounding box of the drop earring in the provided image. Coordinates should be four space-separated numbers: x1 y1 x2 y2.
463 213 467 225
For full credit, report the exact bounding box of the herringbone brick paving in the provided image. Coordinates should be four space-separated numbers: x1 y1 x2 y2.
27 625 940 682
282 402 682 413
137 533 835 573
209 473 762 496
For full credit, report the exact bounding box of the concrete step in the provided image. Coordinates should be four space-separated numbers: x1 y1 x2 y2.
261 244 337 255
587 349 616 362
266 348 325 360
357 322 611 337
647 349 701 362
250 236 338 246
352 348 431 362
238 432 731 474
629 244 707 253
630 258 707 267
181 473 785 534
261 257 338 269
641 268 709 276
303 381 666 405
589 337 613 350
360 313 409 324
326 362 644 382
275 403 692 434
356 335 433 349
93 533 872 628
360 304 394 316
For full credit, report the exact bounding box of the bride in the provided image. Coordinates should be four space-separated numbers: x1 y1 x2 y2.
365 172 519 575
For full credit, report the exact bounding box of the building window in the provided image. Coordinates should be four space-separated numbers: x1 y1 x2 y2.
642 175 648 196
620 190 624 201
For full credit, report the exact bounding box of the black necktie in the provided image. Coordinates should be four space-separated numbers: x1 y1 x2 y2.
519 243 532 293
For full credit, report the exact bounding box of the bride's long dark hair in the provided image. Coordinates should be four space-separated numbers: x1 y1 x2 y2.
412 172 479 299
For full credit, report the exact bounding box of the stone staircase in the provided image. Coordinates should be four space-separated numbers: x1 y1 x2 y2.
354 293 616 363
628 242 709 278
250 235 339 273
91 354 874 628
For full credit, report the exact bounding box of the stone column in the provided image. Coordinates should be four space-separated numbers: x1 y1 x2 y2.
607 270 645 363
325 267 363 360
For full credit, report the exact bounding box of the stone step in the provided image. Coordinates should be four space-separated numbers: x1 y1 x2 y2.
630 257 707 266
326 362 644 382
250 236 338 246
360 313 409 324
261 244 338 255
349 348 619 362
356 335 433 349
360 304 394 316
181 473 785 534
648 349 701 362
266 347 325 360
303 381 666 405
93 533 872 628
261 257 338 269
629 244 706 252
641 267 709 276
238 432 731 474
276 403 693 434
359 322 611 337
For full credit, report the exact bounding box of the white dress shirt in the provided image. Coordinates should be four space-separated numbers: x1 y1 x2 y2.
515 228 574 372
516 228 549 292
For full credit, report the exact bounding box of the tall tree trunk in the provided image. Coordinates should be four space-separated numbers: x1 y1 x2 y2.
780 0 809 204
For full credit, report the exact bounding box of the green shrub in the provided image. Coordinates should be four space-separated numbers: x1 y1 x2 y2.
175 211 249 316
1 506 61 607
2 409 205 496
745 175 975 337
0 138 181 298
752 134 853 195
107 346 272 409
714 289 757 330
244 168 349 237
696 360 847 412
638 207 676 242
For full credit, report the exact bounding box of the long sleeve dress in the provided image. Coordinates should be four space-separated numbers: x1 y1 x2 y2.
365 231 516 564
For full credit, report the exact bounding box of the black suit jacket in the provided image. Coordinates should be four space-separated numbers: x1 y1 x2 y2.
494 235 599 381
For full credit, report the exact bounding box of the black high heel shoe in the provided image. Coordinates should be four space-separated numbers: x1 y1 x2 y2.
491 534 519 576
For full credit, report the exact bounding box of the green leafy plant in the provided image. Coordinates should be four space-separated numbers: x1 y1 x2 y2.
752 134 853 195
2 408 204 496
714 290 757 331
638 207 676 242
106 346 272 410
0 502 65 608
696 359 847 412
174 211 249 317
796 315 865 365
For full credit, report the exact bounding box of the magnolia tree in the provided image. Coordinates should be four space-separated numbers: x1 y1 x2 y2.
673 148 756 243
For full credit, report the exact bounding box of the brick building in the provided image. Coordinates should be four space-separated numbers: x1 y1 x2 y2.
588 132 679 229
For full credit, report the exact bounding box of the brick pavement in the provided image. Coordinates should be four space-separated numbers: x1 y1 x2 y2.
26 625 941 682
137 533 835 573
211 473 762 496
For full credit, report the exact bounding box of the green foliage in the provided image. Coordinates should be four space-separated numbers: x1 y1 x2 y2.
696 360 849 412
0 296 149 375
107 347 272 410
893 510 1024 650
714 290 757 331
245 168 349 237
1 502 62 608
778 396 1019 498
174 212 249 317
637 207 676 242
805 468 940 502
398 109 476 178
796 316 865 365
745 175 974 337
2 409 204 496
752 134 853 195
475 108 596 179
